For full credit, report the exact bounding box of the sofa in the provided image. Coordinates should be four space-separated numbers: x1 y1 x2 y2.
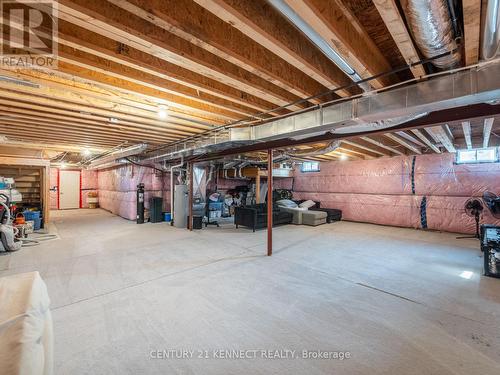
234 203 293 232
276 199 327 226
293 200 342 223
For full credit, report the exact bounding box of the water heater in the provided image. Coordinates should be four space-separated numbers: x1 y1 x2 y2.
174 184 188 228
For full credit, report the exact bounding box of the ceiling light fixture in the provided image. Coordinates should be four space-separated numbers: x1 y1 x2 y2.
109 117 119 123
340 153 348 160
157 105 169 120
82 149 91 157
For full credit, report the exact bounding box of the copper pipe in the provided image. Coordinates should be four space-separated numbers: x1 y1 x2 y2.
267 149 273 256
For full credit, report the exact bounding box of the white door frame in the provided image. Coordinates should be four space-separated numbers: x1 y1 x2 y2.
59 170 81 209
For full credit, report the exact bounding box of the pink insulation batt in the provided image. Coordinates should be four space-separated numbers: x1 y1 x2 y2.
49 169 98 209
293 153 500 234
97 165 170 220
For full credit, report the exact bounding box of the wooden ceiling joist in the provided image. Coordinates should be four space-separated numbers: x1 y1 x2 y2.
341 139 390 156
53 61 242 122
54 20 281 115
56 51 252 119
394 131 427 148
0 67 227 128
0 85 210 136
359 136 405 155
461 121 472 149
483 118 494 148
384 133 421 154
462 0 482 66
410 129 441 153
192 0 355 97
0 112 179 143
58 0 306 110
426 126 456 153
284 0 396 89
107 0 335 104
0 127 127 148
372 0 426 78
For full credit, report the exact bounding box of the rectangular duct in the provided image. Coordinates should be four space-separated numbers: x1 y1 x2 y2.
230 61 500 142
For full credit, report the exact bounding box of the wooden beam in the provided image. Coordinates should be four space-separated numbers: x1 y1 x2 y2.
54 21 282 115
462 0 482 65
8 65 230 125
359 136 405 155
58 0 306 110
426 126 456 153
0 98 192 141
0 116 176 144
341 139 389 156
483 117 494 148
0 108 179 141
0 128 122 148
0 139 106 153
108 0 334 104
372 0 426 78
192 0 354 97
395 131 427 147
410 129 441 153
337 145 375 159
384 133 421 154
461 121 472 149
55 49 253 119
0 87 207 137
284 0 396 88
55 61 243 121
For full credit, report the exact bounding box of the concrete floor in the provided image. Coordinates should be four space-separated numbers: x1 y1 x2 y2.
1 209 500 374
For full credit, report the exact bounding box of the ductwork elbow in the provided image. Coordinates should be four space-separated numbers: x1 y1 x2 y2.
482 0 500 60
401 0 461 69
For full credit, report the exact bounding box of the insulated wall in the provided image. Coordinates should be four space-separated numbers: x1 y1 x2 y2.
292 153 500 234
97 165 170 221
48 169 98 209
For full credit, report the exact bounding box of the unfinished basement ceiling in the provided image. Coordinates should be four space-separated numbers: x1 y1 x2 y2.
0 0 497 159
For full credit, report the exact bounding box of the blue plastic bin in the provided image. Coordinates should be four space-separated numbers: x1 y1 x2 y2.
163 212 172 222
23 211 40 221
33 218 42 231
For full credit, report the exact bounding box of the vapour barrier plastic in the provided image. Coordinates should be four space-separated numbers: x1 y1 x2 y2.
81 170 98 208
48 169 98 209
97 165 170 220
293 153 500 234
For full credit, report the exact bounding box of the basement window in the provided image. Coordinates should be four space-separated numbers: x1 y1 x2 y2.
301 161 320 172
456 147 498 164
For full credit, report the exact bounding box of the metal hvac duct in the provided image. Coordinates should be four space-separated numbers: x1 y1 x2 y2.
482 0 500 60
88 143 148 168
283 140 340 158
401 0 461 68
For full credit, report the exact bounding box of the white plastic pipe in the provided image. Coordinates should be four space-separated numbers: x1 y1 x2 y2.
482 0 500 60
170 156 184 226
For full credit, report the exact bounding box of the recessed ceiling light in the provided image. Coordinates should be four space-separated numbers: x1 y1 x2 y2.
340 153 348 160
109 117 119 123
